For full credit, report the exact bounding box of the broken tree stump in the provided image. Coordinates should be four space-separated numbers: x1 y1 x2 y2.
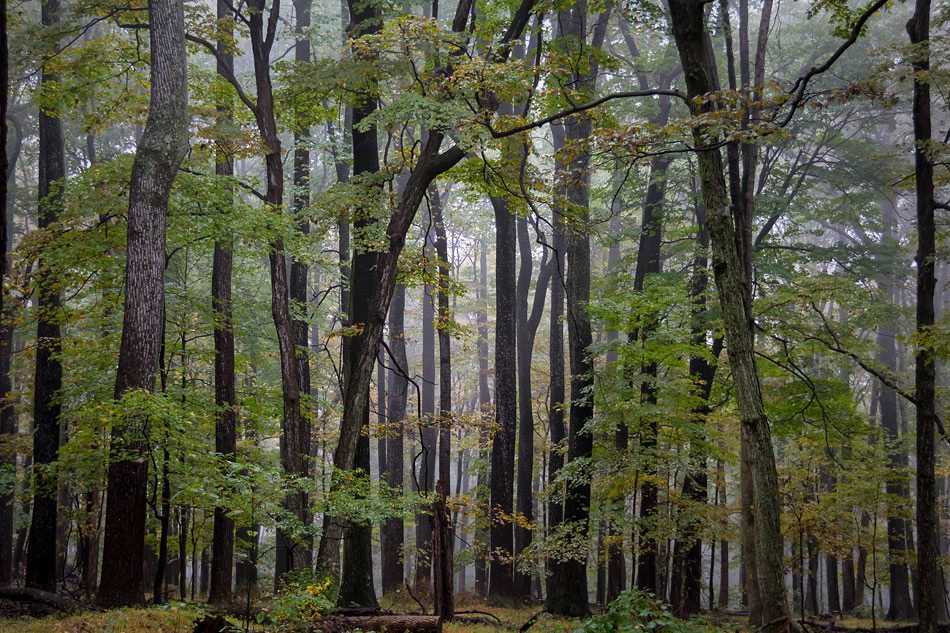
311 615 442 632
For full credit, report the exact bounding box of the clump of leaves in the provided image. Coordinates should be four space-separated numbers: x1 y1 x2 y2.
574 589 723 633
265 570 336 630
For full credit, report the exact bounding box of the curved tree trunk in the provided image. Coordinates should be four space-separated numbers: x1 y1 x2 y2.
97 0 190 605
667 2 791 629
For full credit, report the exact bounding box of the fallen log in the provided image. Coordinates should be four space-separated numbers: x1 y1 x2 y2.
311 615 442 632
0 586 79 611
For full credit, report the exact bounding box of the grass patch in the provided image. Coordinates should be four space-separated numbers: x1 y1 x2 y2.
0 605 202 633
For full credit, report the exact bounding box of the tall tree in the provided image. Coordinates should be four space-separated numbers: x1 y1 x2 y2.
26 0 65 592
208 0 237 605
335 0 382 605
667 1 792 628
488 186 517 601
907 0 945 626
474 236 491 597
877 194 914 621
417 243 436 593
97 0 190 605
381 284 407 593
0 0 11 586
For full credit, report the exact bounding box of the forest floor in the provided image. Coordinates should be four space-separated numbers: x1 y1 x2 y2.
0 599 917 633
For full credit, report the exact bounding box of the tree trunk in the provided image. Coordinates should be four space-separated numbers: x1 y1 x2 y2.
474 238 491 598
667 2 791 629
877 196 915 621
26 0 65 592
718 461 729 609
489 191 517 602
336 0 382 606
907 1 945 626
544 122 568 611
633 154 671 596
0 0 11 586
97 0 189 605
416 265 436 594
382 285 407 594
432 187 454 612
208 0 237 605
546 5 596 612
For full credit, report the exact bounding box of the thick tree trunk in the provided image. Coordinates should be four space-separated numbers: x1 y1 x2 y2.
97 0 189 605
489 192 517 602
26 0 65 592
381 285 407 594
208 0 237 605
667 2 791 629
907 2 945 627
336 0 382 606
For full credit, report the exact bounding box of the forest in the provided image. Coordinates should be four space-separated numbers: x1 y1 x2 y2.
0 0 945 630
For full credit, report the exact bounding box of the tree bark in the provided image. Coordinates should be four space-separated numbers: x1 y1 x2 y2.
667 1 791 629
97 0 189 605
474 238 491 597
382 285 407 594
489 190 517 602
907 0 945 626
26 0 65 592
0 0 12 581
208 0 237 605
417 256 437 594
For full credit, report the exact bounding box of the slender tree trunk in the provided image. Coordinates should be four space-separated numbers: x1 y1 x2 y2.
718 461 729 609
381 285 407 594
0 0 11 586
877 196 915 621
26 0 65 592
208 0 237 604
667 2 791 629
633 154 671 596
544 122 568 611
546 5 596 611
416 261 437 594
514 214 534 599
907 1 944 626
475 238 491 597
288 0 314 572
432 187 453 613
97 0 189 605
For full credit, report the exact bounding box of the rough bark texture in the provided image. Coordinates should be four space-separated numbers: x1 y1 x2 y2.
432 480 453 619
382 284 407 594
313 615 442 632
97 0 190 605
336 0 382 606
26 0 65 591
489 192 517 602
908 1 945 627
667 1 791 629
208 0 237 604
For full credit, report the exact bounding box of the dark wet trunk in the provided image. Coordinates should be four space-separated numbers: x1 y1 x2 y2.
26 0 65 592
